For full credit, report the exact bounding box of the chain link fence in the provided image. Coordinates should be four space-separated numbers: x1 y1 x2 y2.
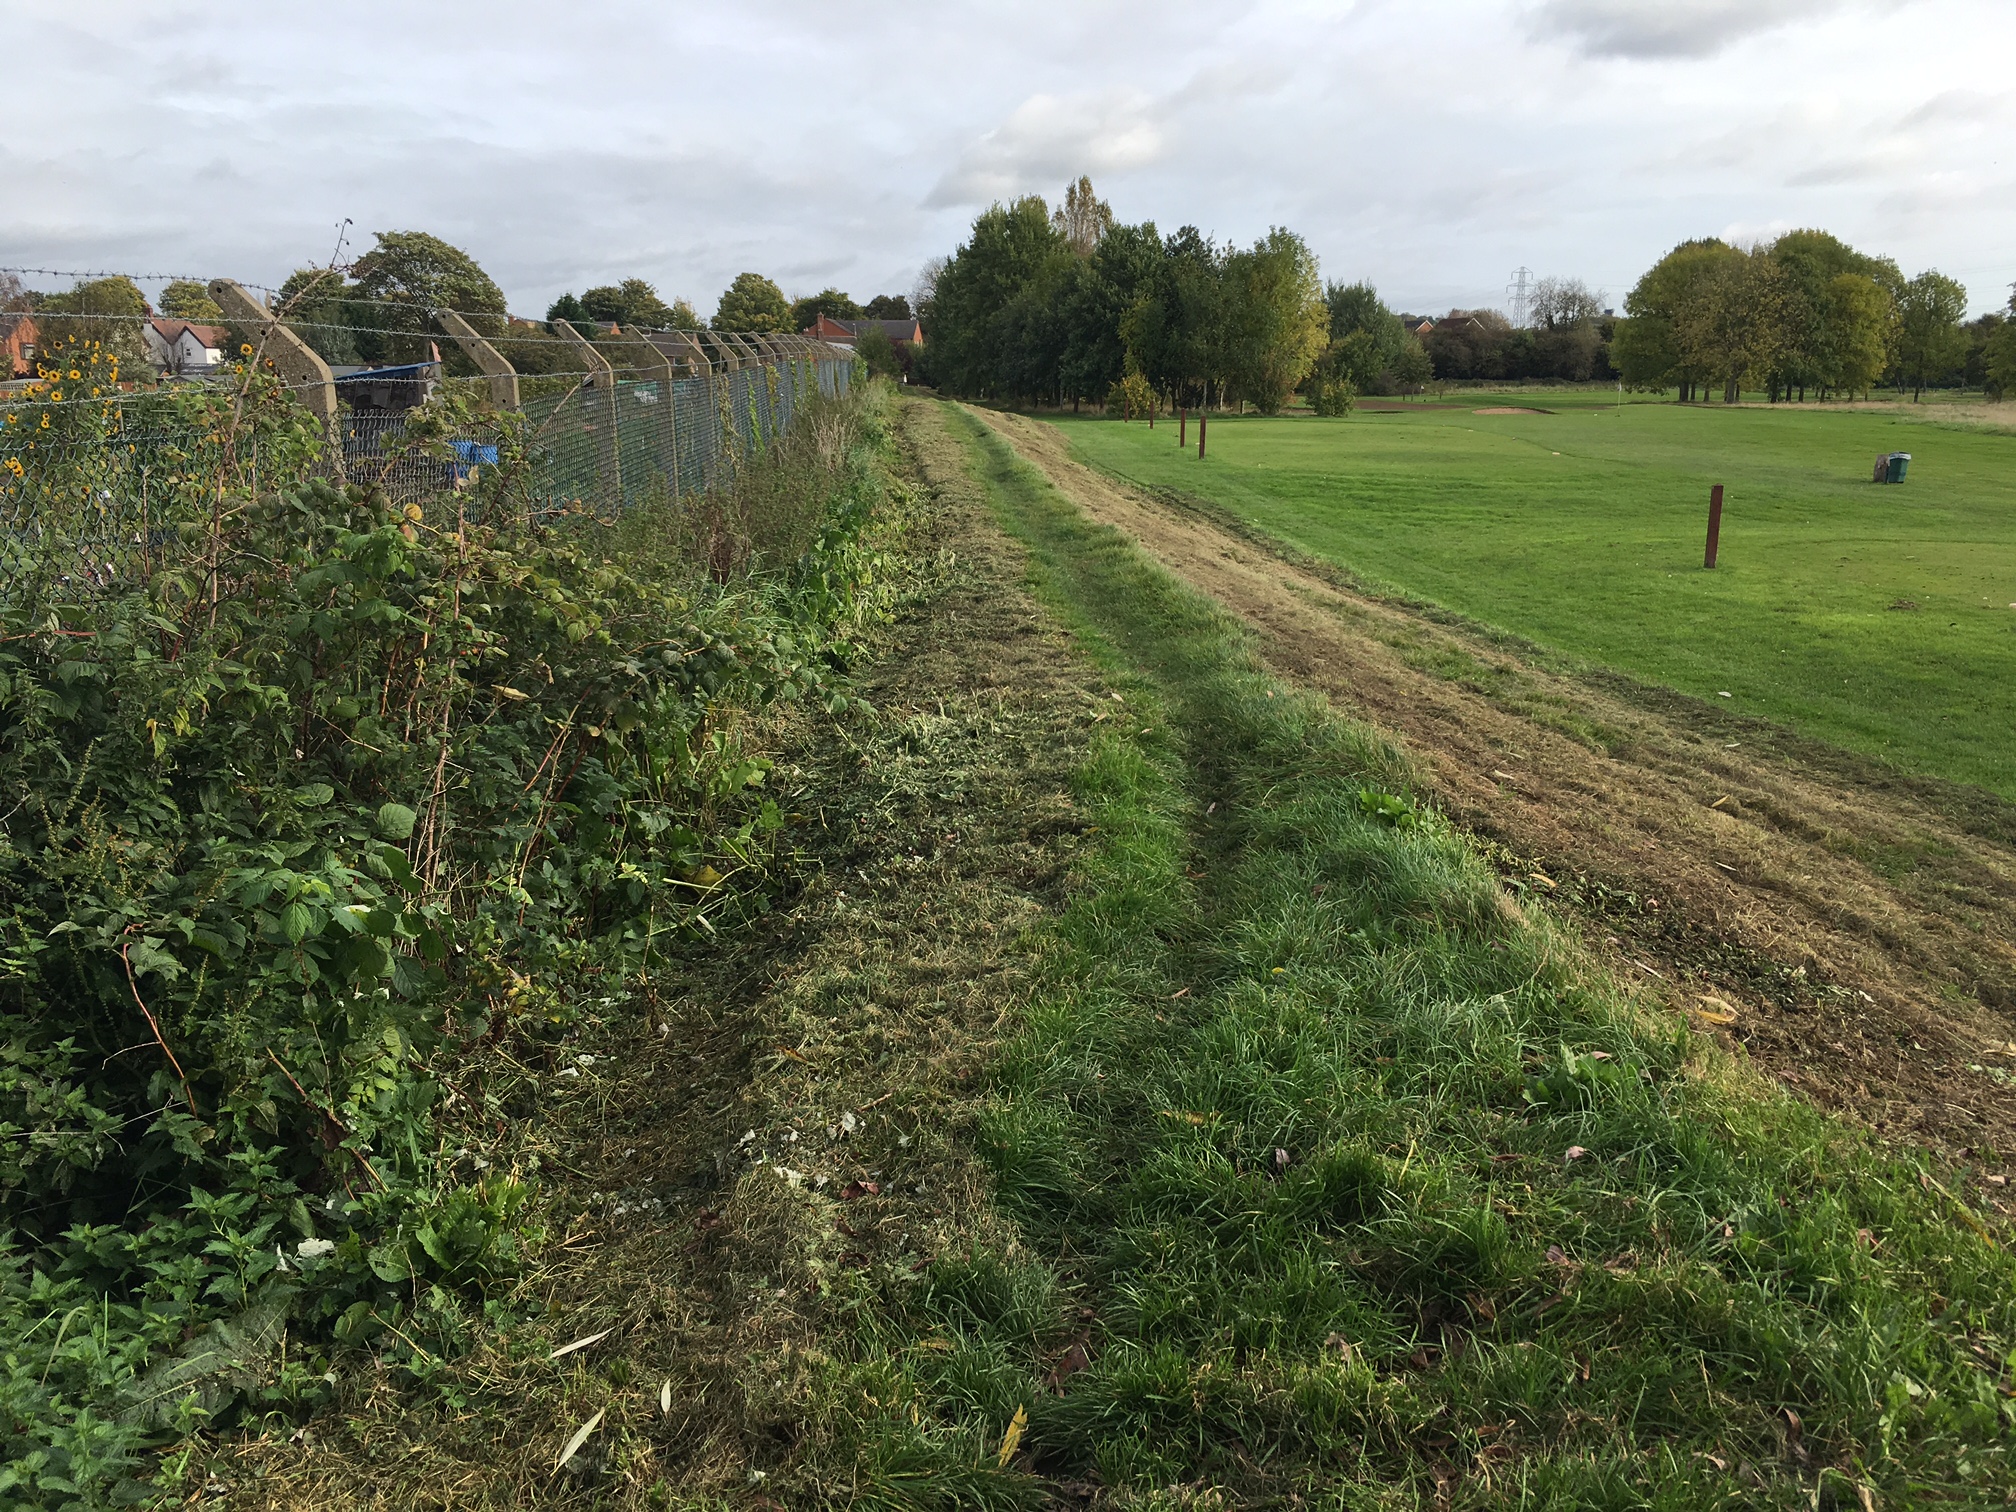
0 288 854 603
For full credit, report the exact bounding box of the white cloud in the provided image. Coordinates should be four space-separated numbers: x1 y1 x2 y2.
927 91 1169 209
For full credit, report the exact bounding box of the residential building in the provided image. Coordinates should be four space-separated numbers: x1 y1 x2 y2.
2 313 38 379
144 319 229 375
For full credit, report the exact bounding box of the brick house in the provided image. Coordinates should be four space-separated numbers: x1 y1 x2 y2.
1 313 38 379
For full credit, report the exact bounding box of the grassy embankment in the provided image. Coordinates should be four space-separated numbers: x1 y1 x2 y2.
1047 394 2016 797
809 400 2016 1507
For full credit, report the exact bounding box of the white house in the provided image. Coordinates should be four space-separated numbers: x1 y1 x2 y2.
144 319 228 375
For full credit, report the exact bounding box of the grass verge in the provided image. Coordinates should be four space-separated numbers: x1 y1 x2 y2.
813 401 2016 1508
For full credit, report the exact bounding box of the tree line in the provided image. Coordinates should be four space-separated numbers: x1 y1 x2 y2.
1614 230 2014 402
918 178 1337 413
5 233 914 385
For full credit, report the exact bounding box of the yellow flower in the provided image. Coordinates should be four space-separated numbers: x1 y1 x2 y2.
68 370 80 380
51 391 63 402
240 343 253 356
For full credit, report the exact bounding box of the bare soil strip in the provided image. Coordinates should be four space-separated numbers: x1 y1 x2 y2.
973 406 2016 1171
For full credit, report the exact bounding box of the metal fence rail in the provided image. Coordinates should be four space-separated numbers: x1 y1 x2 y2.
0 288 854 602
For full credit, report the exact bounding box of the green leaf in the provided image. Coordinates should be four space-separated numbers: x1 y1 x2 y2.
293 782 335 807
376 802 418 840
278 902 314 944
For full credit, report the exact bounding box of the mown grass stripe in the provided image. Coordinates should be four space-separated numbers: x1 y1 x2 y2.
827 401 2016 1509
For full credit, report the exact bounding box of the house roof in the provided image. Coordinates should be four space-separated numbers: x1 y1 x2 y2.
151 319 229 347
804 314 922 342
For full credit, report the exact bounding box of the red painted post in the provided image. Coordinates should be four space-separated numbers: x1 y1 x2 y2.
1704 484 1724 568
1198 409 1208 460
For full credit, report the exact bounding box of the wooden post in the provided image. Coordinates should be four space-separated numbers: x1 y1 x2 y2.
433 308 520 410
1179 405 1186 448
1199 408 1208 460
1704 484 1724 569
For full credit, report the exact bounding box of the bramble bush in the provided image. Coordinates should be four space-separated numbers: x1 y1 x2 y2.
0 363 899 1504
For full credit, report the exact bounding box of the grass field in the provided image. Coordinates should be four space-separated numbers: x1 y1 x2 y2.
1046 393 2016 797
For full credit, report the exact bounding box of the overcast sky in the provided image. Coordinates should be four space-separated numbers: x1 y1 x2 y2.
4 0 2011 319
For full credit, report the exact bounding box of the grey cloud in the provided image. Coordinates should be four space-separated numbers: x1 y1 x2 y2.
1528 0 1852 58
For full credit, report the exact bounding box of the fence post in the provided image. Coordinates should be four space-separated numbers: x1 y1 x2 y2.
433 308 520 411
1704 484 1724 569
208 279 344 480
552 319 621 510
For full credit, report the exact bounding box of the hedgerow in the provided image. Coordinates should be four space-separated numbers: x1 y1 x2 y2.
0 358 897 1505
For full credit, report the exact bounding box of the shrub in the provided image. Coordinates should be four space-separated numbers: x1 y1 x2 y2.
1307 375 1357 417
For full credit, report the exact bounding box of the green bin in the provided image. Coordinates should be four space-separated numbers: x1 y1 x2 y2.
1885 452 1911 484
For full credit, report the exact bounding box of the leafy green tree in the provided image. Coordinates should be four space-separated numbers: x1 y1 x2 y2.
1988 299 2016 400
1320 282 1408 393
1814 273 1894 399
1894 270 1968 400
1390 338 1433 393
1121 225 1225 412
1767 230 1898 400
1676 246 1787 402
1613 240 1736 397
1223 228 1327 414
863 294 912 320
349 230 507 364
788 288 862 330
275 267 361 365
546 292 590 325
1423 309 1513 381
581 279 678 329
37 276 151 367
1057 221 1162 405
923 196 1071 397
712 273 791 333
159 279 223 323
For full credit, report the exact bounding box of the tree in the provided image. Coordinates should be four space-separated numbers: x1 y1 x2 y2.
712 273 791 333
1988 295 2016 400
159 279 223 323
36 276 151 367
1813 273 1893 399
1320 282 1408 393
1675 247 1787 402
1894 270 1968 400
1052 175 1115 258
546 292 590 326
349 230 507 365
1424 310 1512 380
276 266 362 365
863 294 912 319
1391 338 1433 393
581 278 678 329
1530 276 1605 330
1220 229 1326 415
1612 240 1736 397
923 196 1070 396
787 288 862 330
1058 220 1163 404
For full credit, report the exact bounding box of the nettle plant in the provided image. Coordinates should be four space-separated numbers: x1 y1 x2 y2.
0 367 886 1499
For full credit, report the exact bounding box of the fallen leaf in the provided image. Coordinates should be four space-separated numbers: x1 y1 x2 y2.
1527 872 1556 889
1410 1345 1443 1371
1693 995 1740 1025
1491 769 1517 783
1780 1406 1809 1465
554 1408 605 1472
1564 1146 1590 1162
1324 1332 1356 1363
1469 1293 1498 1322
1708 795 1731 810
997 1404 1028 1467
839 1180 881 1200
550 1328 613 1360
659 1380 672 1417
1546 1245 1569 1265
1047 1340 1092 1387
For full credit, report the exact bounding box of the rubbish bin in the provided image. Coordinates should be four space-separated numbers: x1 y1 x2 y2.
1886 452 1911 484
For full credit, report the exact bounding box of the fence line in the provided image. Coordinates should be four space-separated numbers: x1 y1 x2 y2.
0 278 855 602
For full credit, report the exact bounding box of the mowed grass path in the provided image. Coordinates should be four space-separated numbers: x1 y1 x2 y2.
1047 396 2016 797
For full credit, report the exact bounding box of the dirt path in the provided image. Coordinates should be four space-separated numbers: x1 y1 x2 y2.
973 405 2016 1170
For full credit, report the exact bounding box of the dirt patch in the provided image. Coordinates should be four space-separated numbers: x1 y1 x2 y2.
1473 405 1552 415
973 404 2016 1169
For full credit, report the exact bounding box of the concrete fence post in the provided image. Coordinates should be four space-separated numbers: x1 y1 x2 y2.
552 319 621 509
433 308 520 411
208 279 344 480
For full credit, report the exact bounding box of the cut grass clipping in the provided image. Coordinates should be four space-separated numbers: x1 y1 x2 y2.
819 403 2016 1508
